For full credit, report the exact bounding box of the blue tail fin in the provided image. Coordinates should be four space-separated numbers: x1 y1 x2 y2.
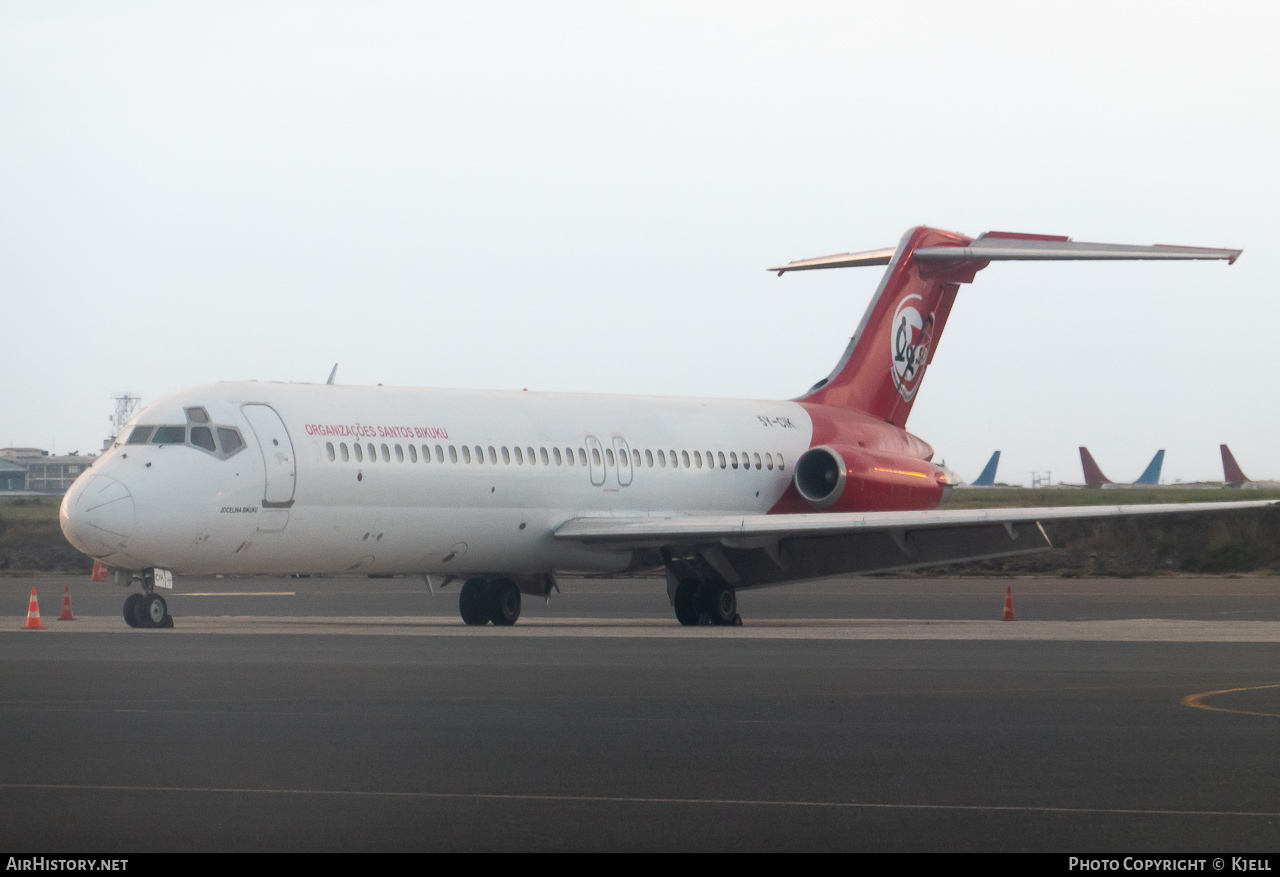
971 451 1001 486
1134 450 1164 485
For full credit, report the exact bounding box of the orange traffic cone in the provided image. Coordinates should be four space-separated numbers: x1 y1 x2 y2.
59 586 75 621
90 560 107 582
1002 586 1016 621
23 587 42 630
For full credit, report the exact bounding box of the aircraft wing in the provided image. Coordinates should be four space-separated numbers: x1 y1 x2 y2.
554 501 1278 591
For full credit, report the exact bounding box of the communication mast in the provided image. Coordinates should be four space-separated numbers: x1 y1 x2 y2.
104 393 142 451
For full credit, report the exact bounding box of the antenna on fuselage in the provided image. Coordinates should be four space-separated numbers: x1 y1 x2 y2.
326 363 339 385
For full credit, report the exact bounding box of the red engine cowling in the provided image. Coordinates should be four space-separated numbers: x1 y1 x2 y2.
792 444 948 512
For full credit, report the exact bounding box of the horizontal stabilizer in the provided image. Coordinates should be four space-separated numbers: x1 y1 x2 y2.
769 247 894 275
770 232 1241 274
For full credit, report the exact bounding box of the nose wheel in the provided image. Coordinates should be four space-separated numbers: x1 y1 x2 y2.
123 590 173 629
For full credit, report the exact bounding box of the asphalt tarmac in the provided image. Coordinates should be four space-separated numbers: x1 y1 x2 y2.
2 574 1280 852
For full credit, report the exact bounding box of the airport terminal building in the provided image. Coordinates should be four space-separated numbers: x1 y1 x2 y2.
0 448 95 494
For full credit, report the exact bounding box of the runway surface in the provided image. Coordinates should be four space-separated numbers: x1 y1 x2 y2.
3 574 1280 852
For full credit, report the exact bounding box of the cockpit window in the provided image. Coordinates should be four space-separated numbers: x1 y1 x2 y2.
190 426 216 452
217 428 245 456
185 407 211 423
126 426 154 444
151 426 187 444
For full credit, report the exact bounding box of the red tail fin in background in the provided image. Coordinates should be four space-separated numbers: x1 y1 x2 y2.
1221 444 1250 486
1079 447 1112 487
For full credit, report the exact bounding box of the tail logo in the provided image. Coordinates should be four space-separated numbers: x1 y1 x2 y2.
890 295 932 401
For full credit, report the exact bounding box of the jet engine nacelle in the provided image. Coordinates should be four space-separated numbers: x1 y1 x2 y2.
793 445 949 512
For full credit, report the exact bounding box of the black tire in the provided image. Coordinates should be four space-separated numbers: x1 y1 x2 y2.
123 593 143 628
488 578 521 626
135 593 168 628
673 580 701 626
459 578 491 626
703 583 737 625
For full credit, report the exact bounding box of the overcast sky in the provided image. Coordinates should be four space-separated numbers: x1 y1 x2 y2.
2 1 1276 485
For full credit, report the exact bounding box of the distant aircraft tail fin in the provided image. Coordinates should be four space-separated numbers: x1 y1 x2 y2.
772 228 1240 427
971 451 1001 486
1222 444 1250 486
1079 447 1112 487
1134 450 1165 485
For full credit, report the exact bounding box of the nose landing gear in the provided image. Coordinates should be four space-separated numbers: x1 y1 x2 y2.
122 569 175 629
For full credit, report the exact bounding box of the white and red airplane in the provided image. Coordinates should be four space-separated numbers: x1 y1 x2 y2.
60 226 1270 629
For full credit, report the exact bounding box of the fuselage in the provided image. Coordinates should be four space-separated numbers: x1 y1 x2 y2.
59 381 938 577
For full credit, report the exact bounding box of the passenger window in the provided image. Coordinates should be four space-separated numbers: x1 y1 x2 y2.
395 444 404 462
694 451 702 469
502 447 511 464
682 450 691 468
382 444 391 463
527 447 536 465
765 453 773 470
777 453 785 471
192 427 217 453
741 452 749 470
488 446 497 464
553 448 562 465
718 452 727 469
605 448 615 466
185 407 210 423
151 426 186 444
645 450 654 467
325 441 336 461
632 449 641 467
421 445 430 463
579 448 588 467
436 445 445 463
462 446 472 464
354 443 364 462
408 445 418 463
658 450 666 468
341 443 350 462
474 446 484 464
540 447 549 465
514 447 523 464
670 449 678 469
448 445 458 463
730 452 739 469
367 443 376 461
592 448 602 466
753 452 762 470
126 426 154 445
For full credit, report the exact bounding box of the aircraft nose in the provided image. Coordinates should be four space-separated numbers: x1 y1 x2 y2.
60 474 135 558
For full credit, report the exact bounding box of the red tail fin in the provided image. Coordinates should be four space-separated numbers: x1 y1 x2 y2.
1079 447 1112 486
1221 444 1250 486
799 226 978 425
775 227 1241 427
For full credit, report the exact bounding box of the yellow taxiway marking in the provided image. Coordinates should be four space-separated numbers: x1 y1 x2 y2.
1181 683 1280 718
177 592 296 597
1 782 1278 818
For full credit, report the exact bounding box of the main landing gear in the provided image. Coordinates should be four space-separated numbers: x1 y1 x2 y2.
459 577 521 626
122 570 174 629
673 579 741 627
